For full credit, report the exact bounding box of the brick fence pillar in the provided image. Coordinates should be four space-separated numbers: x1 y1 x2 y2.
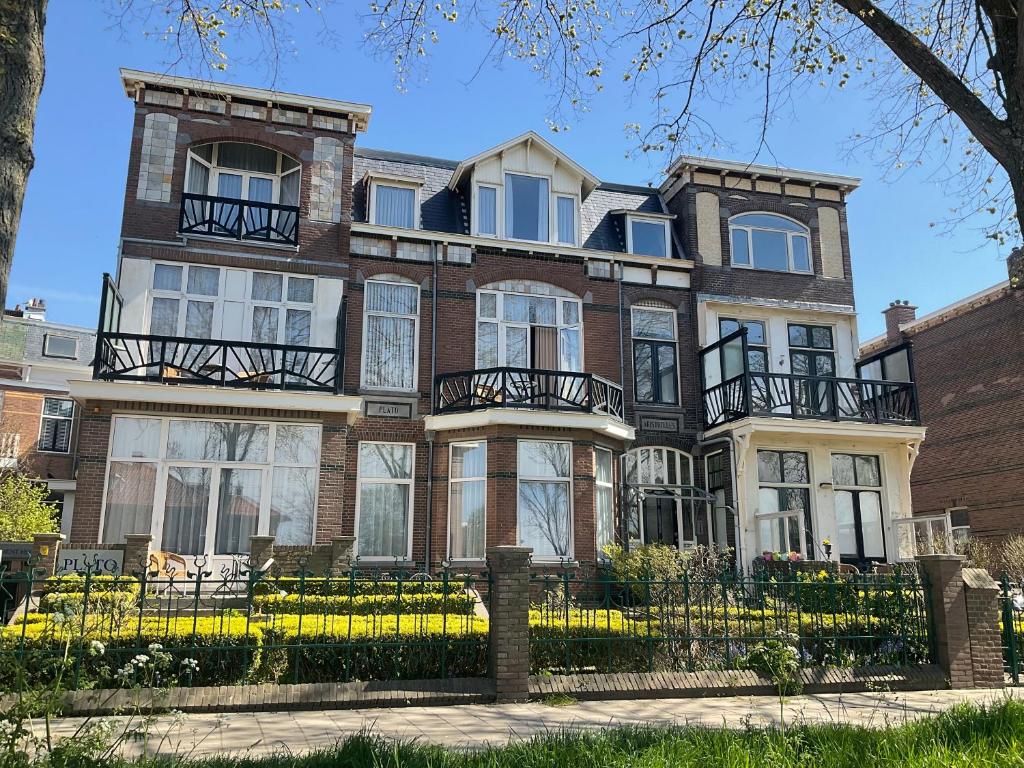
917 554 974 688
330 536 356 574
123 534 154 576
32 532 64 577
962 568 1005 688
248 535 276 571
486 545 532 703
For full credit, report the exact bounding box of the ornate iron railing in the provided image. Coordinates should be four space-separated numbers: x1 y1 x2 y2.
94 332 342 393
179 192 300 246
434 367 624 421
701 330 919 428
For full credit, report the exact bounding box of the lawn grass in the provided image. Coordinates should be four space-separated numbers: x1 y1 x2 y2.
101 698 1024 768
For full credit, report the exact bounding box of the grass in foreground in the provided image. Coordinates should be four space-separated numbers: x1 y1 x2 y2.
57 698 1024 768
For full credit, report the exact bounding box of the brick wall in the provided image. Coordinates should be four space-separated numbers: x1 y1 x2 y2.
0 386 76 479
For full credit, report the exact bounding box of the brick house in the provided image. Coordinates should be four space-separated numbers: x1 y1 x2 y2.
64 68 932 573
0 300 97 530
859 251 1024 543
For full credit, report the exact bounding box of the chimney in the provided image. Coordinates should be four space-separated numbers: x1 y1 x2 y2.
22 298 46 321
882 299 916 342
1009 247 1023 290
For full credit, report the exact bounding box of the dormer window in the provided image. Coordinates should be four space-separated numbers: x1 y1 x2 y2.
370 179 420 229
626 215 671 258
186 142 300 206
505 173 549 241
729 213 811 273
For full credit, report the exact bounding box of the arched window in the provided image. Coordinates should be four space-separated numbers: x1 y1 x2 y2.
476 281 582 371
186 142 300 205
624 447 698 550
729 213 811 273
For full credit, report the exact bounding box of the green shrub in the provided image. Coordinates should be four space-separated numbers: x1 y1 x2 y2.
42 575 140 595
253 591 476 616
38 590 139 616
251 577 472 598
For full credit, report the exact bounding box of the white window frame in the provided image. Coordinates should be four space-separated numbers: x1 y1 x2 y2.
185 142 300 205
893 513 955 561
354 440 416 562
37 397 74 454
516 439 574 561
447 440 487 562
368 179 422 230
728 213 812 274
756 449 814 557
42 334 78 359
148 262 317 344
97 415 321 555
830 452 887 561
475 287 583 371
626 215 672 258
473 183 500 238
631 305 680 406
624 446 696 549
595 447 615 560
360 278 421 392
503 171 553 244
555 193 580 246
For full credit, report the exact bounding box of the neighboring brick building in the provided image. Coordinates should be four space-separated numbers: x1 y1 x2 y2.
860 252 1024 543
0 300 97 531
64 68 932 574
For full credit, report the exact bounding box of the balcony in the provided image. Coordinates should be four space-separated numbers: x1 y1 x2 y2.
91 275 344 394
179 193 299 247
435 367 625 421
701 330 919 429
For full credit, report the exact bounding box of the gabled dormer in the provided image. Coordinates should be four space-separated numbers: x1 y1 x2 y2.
448 132 600 246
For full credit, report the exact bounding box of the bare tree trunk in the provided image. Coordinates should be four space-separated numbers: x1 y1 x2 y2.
0 0 48 311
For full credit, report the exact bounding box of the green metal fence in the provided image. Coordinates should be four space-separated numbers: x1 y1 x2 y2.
1001 575 1023 685
529 565 933 675
0 562 489 691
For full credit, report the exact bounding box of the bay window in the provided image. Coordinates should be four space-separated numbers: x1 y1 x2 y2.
186 142 300 206
518 440 572 559
632 306 678 405
729 213 811 273
448 441 486 560
505 173 549 241
101 417 320 555
356 442 414 560
361 279 420 391
476 283 582 371
595 448 615 558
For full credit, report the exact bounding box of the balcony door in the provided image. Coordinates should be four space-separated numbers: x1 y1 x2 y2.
788 323 836 417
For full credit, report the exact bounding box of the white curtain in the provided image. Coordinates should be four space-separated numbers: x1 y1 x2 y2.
477 186 496 235
102 462 156 544
270 467 316 545
150 298 179 336
364 281 418 389
557 196 575 245
358 483 410 557
374 185 415 228
217 142 278 173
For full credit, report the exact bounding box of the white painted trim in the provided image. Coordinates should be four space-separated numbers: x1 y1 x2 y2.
37 396 74 455
424 410 635 441
665 155 860 191
351 221 696 271
46 479 77 492
705 416 927 442
67 379 364 420
120 68 372 129
728 212 813 274
368 179 422 230
446 440 487 562
354 441 416 562
625 215 672 259
359 278 421 393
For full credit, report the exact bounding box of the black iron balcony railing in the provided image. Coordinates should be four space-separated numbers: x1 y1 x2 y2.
92 274 346 394
179 192 299 246
435 367 624 421
700 329 919 428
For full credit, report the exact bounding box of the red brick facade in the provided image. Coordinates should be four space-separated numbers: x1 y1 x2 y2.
0 386 77 479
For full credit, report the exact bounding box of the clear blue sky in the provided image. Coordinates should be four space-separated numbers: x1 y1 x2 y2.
13 1 1010 339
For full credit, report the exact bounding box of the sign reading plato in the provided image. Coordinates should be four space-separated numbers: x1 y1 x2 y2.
55 550 124 576
365 401 414 419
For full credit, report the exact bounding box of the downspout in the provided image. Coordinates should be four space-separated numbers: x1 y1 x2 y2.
699 434 742 569
616 260 634 552
424 242 439 571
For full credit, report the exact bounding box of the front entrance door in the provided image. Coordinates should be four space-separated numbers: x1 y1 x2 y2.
642 495 679 548
835 489 886 567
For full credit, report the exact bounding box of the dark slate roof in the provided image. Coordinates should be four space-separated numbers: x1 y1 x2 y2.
353 147 672 255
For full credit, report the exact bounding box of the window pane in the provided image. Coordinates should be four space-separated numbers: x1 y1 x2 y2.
860 492 885 558
40 416 72 453
748 349 768 373
251 306 279 343
811 326 834 349
478 293 497 319
791 352 810 375
789 325 809 348
43 398 74 419
562 300 579 325
792 235 811 271
518 480 570 558
150 298 179 336
280 169 300 207
247 176 273 204
359 443 413 479
633 308 675 340
167 421 268 463
503 294 528 322
831 454 856 486
274 425 320 466
103 462 156 544
757 451 781 483
505 326 528 367
519 441 570 478
187 266 219 296
719 319 740 337
751 230 789 270
559 328 581 372
477 186 497 236
217 142 278 173
657 345 678 403
161 466 211 556
595 449 613 484
287 277 314 303
835 490 857 556
111 418 162 460
44 335 77 358
505 173 549 241
596 488 614 556
215 467 262 554
364 315 416 389
815 355 835 376
186 157 210 195
358 482 410 557
366 282 418 314
216 173 243 199
252 272 283 302
529 297 556 325
451 442 486 479
732 213 807 232
745 321 767 345
631 220 667 258
375 185 416 228
730 229 750 265
854 455 881 487
270 467 316 546
634 343 653 402
477 322 498 367
782 452 809 483
154 264 182 291
557 196 575 245
185 301 214 338
449 478 485 559
285 309 311 345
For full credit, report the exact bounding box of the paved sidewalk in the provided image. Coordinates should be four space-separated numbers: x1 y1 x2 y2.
38 688 1017 758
